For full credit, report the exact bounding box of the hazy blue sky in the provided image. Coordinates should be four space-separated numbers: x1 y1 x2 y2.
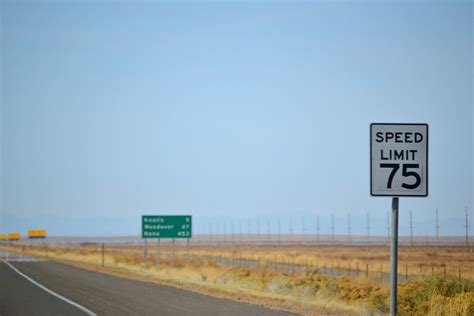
1 1 472 236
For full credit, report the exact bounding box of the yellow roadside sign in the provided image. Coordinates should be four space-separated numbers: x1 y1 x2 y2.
28 229 47 239
8 233 21 241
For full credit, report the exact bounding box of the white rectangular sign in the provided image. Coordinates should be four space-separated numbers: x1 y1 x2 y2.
370 123 428 197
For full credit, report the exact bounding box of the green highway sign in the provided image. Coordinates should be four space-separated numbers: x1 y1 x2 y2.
142 215 192 239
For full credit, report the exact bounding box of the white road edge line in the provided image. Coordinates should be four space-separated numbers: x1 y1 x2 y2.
3 260 97 316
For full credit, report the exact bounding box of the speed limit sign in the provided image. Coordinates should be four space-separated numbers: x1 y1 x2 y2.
370 123 428 197
371 123 428 316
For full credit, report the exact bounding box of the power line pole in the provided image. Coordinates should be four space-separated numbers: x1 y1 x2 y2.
277 219 281 244
257 221 260 243
465 206 469 247
347 212 352 244
209 222 212 245
410 209 414 247
331 213 335 243
247 219 251 244
239 221 242 243
223 222 226 244
289 218 293 243
302 216 306 243
435 208 440 249
216 222 220 246
366 212 370 244
316 215 320 243
231 221 235 245
267 220 270 243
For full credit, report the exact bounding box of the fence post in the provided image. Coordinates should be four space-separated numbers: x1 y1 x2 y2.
458 266 461 281
443 265 446 279
366 264 369 279
405 265 408 281
101 244 105 267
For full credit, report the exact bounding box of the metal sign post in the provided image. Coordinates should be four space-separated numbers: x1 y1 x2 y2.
390 197 399 316
370 123 428 316
144 238 148 262
172 238 176 267
157 239 161 266
186 238 190 260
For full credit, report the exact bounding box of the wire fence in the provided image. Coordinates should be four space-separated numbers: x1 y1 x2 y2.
2 242 472 284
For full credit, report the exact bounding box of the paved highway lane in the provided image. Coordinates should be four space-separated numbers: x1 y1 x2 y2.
2 259 296 316
0 262 87 316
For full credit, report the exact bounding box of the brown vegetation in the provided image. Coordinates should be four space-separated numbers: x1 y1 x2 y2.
2 243 473 315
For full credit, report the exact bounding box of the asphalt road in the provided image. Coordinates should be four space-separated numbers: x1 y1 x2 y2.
0 261 86 316
1 255 296 316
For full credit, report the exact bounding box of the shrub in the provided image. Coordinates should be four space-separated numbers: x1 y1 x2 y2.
368 290 389 313
398 277 474 316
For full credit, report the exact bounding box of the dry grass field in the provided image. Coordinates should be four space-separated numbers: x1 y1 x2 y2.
2 243 473 315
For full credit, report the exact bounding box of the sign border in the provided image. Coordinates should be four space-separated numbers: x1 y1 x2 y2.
370 123 429 197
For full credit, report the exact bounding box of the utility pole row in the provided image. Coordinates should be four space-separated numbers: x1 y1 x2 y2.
194 207 467 246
